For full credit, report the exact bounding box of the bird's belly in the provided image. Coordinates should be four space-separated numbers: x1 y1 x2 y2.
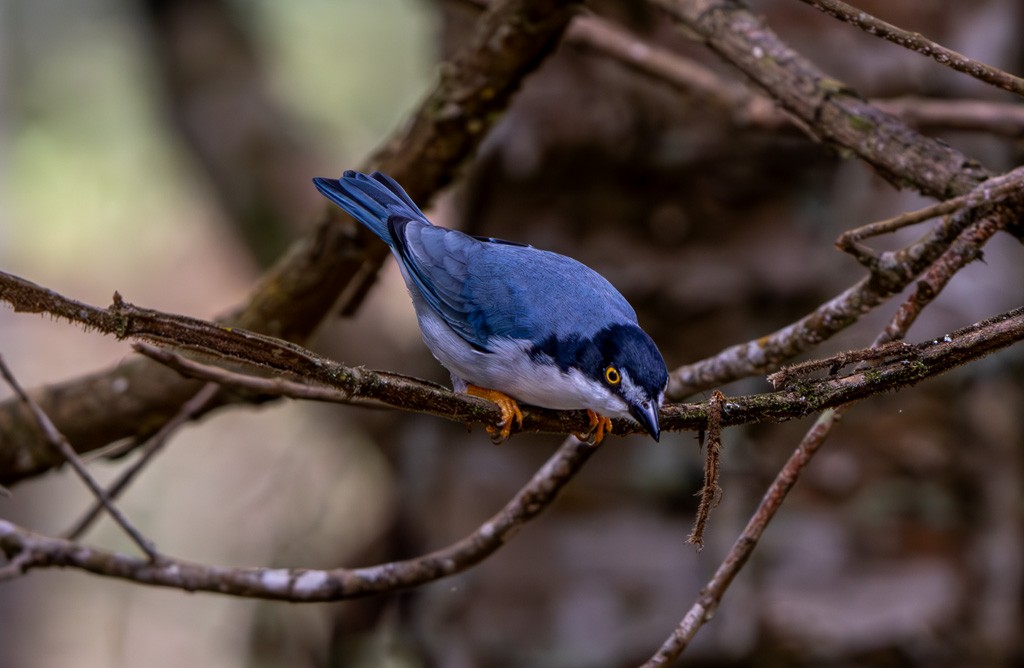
416 308 630 417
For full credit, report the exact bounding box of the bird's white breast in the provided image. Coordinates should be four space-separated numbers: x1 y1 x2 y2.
414 304 631 418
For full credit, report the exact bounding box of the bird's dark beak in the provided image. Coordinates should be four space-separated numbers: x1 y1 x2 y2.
630 401 661 442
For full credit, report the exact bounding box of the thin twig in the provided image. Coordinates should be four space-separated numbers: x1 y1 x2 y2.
878 214 1008 346
687 390 725 549
650 0 992 200
0 549 36 583
644 408 843 665
768 341 913 388
798 0 1024 97
836 164 1024 266
63 382 222 541
482 0 1024 138
0 434 598 600
568 12 762 113
874 97 1024 136
670 163 1024 398
129 340 580 437
0 355 159 561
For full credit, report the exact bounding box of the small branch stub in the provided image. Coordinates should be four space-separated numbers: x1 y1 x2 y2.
687 390 726 549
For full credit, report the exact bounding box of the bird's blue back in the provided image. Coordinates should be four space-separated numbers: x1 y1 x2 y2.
312 172 638 352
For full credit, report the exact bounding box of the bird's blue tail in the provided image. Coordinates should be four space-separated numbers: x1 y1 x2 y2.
312 171 430 246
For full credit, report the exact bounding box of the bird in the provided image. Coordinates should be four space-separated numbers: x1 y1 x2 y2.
312 170 668 444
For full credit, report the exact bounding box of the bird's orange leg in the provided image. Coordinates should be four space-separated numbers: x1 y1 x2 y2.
575 409 613 446
466 385 523 443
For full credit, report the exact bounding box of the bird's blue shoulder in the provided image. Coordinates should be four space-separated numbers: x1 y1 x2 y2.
468 241 638 343
391 223 637 351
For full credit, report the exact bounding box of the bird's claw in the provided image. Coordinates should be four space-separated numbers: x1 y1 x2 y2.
575 409 612 446
467 385 523 444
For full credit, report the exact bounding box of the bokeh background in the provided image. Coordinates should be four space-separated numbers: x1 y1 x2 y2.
1 0 1023 666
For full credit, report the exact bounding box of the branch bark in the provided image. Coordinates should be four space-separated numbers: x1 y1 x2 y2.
797 0 1024 97
0 433 599 599
650 0 993 201
569 13 1024 137
0 0 584 484
3 267 1021 483
669 164 1024 397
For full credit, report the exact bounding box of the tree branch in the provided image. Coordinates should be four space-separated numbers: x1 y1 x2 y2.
669 164 1024 397
797 0 1024 97
569 13 1024 137
0 434 599 599
1 269 1022 484
643 408 843 665
134 305 1024 433
873 98 1024 136
0 356 158 560
0 0 584 484
648 159 1021 662
651 0 993 200
62 382 222 542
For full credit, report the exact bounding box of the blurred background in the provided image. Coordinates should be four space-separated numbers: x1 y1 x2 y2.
1 0 1023 666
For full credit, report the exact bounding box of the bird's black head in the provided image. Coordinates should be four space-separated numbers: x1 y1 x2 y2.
532 323 668 440
590 324 668 440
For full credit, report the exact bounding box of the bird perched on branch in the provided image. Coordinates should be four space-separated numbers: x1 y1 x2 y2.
313 171 667 444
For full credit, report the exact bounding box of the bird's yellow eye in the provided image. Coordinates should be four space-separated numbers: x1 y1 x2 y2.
604 366 621 385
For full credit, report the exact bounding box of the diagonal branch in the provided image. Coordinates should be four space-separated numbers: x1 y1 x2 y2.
0 433 599 599
569 11 1024 136
651 0 993 201
62 382 222 542
669 164 1024 398
0 356 158 560
836 165 1024 266
797 0 1024 97
0 0 584 484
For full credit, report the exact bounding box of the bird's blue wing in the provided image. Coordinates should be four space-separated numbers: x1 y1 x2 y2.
313 170 637 352
391 222 638 351
389 220 493 348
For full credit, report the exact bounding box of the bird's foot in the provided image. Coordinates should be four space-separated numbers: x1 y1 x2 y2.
466 385 523 444
575 409 613 446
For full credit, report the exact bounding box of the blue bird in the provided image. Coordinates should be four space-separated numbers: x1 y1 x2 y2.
313 171 668 443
